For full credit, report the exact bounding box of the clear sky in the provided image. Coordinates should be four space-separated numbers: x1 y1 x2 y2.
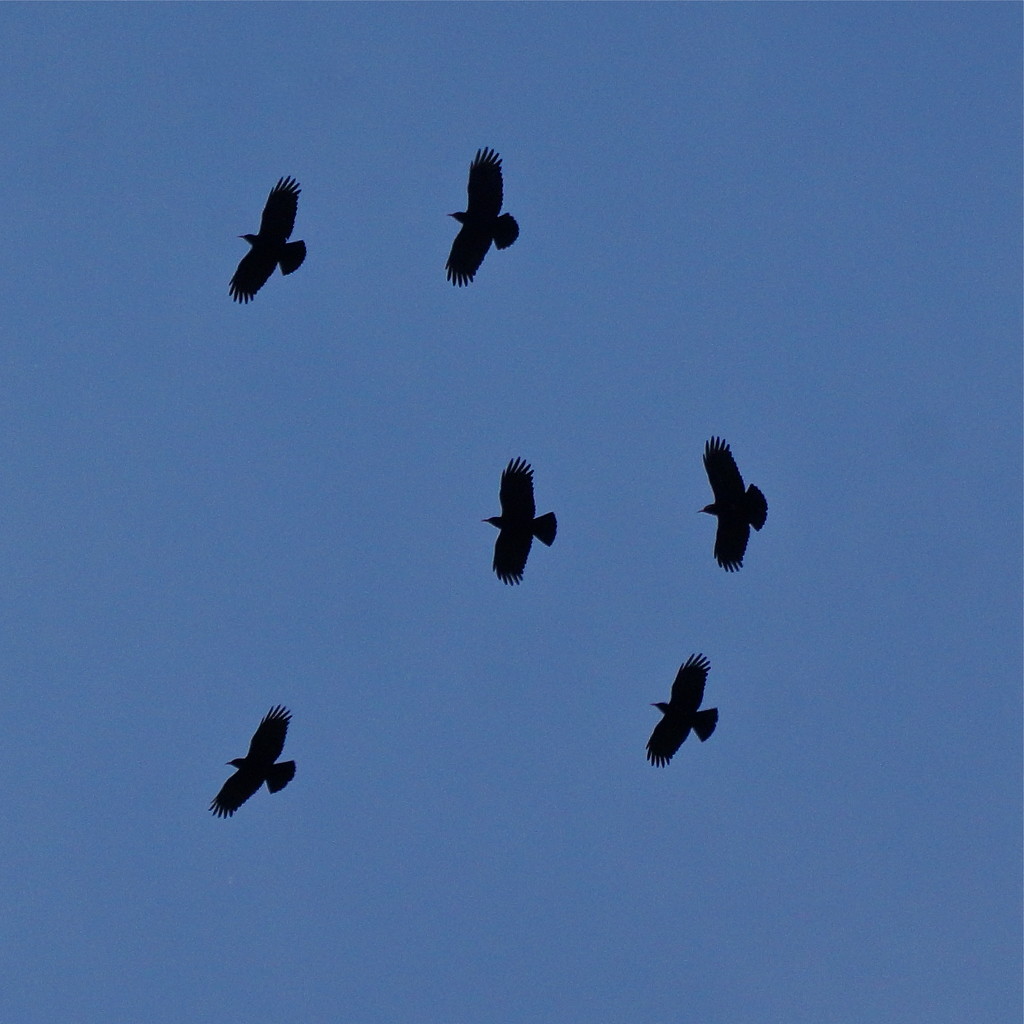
1 5 1020 1023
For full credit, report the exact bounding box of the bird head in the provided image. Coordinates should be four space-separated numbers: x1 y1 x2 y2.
227 758 246 768
483 516 502 529
448 212 467 223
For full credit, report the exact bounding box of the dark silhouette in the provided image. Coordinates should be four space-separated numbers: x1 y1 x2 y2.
646 654 718 766
484 458 556 584
210 705 296 817
446 148 519 285
229 177 306 303
700 436 768 571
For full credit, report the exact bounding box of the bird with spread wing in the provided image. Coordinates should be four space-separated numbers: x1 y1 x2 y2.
646 655 719 766
210 705 296 817
700 437 768 571
484 458 557 585
229 177 306 303
446 148 519 286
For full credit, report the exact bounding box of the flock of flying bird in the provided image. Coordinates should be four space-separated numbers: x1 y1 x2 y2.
210 149 770 817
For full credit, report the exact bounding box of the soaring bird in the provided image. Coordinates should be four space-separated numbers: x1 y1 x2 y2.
646 654 718 766
229 177 306 303
700 437 768 571
446 148 519 286
210 705 296 817
484 458 556 584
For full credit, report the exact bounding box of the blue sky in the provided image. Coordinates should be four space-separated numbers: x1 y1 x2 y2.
0 4 1020 1023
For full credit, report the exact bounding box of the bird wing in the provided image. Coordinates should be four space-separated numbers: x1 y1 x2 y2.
499 458 536 519
245 705 291 764
714 517 751 572
465 148 504 219
493 528 533 585
670 653 711 712
646 715 688 766
229 249 277 303
258 176 301 243
210 767 265 818
703 437 745 502
446 224 492 286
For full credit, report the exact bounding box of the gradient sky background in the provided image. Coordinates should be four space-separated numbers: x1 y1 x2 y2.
0 5 1020 1023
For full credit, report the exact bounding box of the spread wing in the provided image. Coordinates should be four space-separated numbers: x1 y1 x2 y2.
714 518 751 572
646 715 688 766
670 654 711 713
499 458 536 519
245 705 291 764
210 767 264 818
446 225 492 286
230 249 277 303
258 176 301 243
703 437 745 503
493 529 532 585
465 148 504 219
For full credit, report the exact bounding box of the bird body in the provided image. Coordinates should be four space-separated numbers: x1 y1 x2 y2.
230 176 306 303
210 705 296 817
484 458 556 584
646 654 718 766
700 436 767 571
446 148 519 285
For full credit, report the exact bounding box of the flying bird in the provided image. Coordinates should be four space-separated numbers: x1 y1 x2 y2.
446 148 519 285
646 654 718 766
210 705 296 817
700 437 768 571
484 458 556 584
229 176 306 303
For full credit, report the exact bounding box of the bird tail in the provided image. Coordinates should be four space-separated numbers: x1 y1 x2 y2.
493 213 519 250
692 708 718 742
266 760 296 793
532 512 557 546
746 485 768 530
279 240 306 276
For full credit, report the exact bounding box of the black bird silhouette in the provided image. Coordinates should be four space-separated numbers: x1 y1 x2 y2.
229 177 306 303
701 437 768 571
210 705 296 817
484 458 556 584
446 148 519 286
646 654 718 766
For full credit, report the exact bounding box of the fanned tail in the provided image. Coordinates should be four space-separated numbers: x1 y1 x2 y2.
532 512 557 546
493 213 519 250
266 760 296 793
279 240 306 276
746 485 768 531
692 708 718 742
